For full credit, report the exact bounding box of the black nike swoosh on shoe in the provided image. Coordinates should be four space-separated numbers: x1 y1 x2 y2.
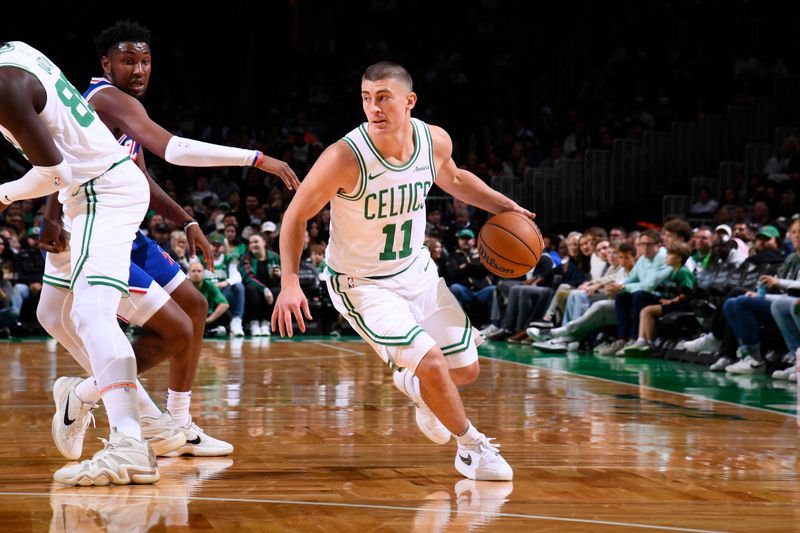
64 395 75 426
186 436 202 445
459 453 472 466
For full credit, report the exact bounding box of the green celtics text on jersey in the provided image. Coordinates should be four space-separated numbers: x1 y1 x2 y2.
326 118 436 278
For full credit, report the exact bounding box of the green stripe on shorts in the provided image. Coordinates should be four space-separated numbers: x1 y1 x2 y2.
331 274 424 346
70 179 98 290
86 275 129 295
440 313 472 355
43 274 70 289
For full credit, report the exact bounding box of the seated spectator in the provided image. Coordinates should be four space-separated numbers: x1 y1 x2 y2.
484 254 555 341
169 230 191 273
188 261 230 337
624 242 695 354
529 243 637 351
689 226 714 272
561 241 627 326
713 224 748 266
720 220 800 374
425 237 452 284
683 224 786 363
689 187 719 217
0 273 16 335
606 225 625 244
425 208 449 242
239 233 281 336
590 239 610 280
223 223 246 261
536 232 592 326
307 243 327 276
733 222 756 249
202 232 245 337
542 233 563 267
598 229 671 355
448 228 495 326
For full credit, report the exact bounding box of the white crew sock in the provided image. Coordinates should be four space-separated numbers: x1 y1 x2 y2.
167 389 192 426
454 420 481 444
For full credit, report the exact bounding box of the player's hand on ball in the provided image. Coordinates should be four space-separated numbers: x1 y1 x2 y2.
509 203 535 220
258 155 301 191
271 284 312 337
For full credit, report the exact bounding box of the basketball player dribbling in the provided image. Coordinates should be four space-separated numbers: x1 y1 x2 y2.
273 62 534 480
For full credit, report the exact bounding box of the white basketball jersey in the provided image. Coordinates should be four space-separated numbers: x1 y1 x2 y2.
326 118 436 278
0 42 129 200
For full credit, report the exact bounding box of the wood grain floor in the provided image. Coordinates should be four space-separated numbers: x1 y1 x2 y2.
0 337 797 532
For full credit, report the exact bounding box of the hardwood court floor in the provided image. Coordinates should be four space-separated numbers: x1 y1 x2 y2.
0 336 797 532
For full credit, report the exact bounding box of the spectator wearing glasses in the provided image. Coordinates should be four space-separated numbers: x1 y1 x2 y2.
598 230 671 355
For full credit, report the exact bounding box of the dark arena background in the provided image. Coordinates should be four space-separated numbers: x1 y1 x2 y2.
1 1 800 531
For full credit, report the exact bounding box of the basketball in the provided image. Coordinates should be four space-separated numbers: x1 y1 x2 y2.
477 211 544 278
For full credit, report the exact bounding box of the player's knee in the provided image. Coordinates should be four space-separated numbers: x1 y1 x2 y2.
415 347 449 383
450 362 480 386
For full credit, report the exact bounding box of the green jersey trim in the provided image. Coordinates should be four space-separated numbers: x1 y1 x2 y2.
0 63 36 77
421 121 436 182
331 274 425 346
338 137 367 201
357 120 421 172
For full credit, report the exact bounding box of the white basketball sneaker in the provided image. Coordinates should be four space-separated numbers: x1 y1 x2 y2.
164 421 233 457
52 376 97 460
140 412 188 456
230 316 245 337
393 367 451 444
249 320 262 336
455 432 513 481
53 432 160 486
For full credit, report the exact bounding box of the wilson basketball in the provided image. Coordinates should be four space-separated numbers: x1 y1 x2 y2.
477 212 544 278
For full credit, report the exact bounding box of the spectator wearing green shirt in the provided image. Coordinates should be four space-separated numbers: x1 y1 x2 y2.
188 261 230 337
239 233 281 336
223 223 247 262
202 232 245 337
625 242 696 354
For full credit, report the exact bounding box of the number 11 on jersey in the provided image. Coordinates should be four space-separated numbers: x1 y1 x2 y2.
379 220 413 261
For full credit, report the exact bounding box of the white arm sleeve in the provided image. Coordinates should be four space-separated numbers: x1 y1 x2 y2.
0 160 71 204
164 136 259 167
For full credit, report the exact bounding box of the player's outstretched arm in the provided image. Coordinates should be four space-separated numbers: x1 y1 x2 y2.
429 125 534 219
89 89 300 190
0 68 71 211
271 141 359 337
133 151 213 265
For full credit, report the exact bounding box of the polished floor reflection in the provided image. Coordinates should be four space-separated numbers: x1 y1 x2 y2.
0 337 797 532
